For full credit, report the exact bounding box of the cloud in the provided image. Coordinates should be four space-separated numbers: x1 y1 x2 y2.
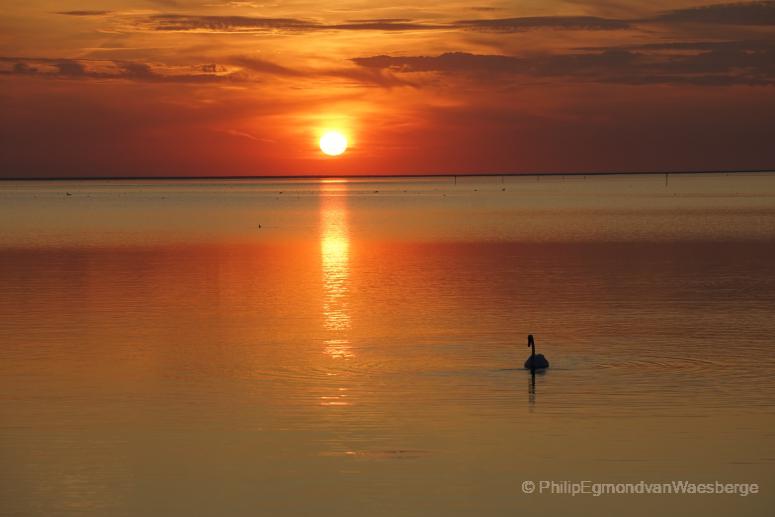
227 55 411 87
653 1 775 25
455 2 775 31
454 16 631 32
223 128 260 141
56 10 112 16
116 61 156 79
48 3 775 37
135 14 445 32
605 40 774 51
328 21 444 31
12 62 37 74
142 14 317 32
0 55 411 89
216 1 261 7
227 56 303 77
353 52 520 73
323 66 414 88
54 59 88 77
352 40 775 86
353 50 642 78
343 18 412 23
122 12 632 34
0 56 238 83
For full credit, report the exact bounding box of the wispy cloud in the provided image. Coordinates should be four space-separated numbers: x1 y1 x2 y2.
353 40 775 86
0 56 239 83
9 2 775 89
117 12 630 34
132 14 448 32
55 10 113 16
141 14 316 32
226 56 303 77
0 55 411 89
652 1 775 25
100 2 775 35
454 16 631 32
353 52 519 74
6 33 773 89
328 20 445 31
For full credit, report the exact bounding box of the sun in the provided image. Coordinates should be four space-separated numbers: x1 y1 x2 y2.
319 131 348 156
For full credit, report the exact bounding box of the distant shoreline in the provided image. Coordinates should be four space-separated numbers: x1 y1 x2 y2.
1 169 773 182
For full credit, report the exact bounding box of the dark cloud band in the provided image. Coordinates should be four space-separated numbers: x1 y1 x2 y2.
352 40 775 86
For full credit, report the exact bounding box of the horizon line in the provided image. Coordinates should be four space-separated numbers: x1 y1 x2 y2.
1 169 774 182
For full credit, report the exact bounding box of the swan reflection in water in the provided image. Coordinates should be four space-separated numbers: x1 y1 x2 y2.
527 369 549 408
320 180 352 359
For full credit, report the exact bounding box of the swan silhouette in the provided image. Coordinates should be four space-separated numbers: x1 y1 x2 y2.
524 334 549 371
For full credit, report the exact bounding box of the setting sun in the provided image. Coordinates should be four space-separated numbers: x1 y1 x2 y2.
319 131 348 156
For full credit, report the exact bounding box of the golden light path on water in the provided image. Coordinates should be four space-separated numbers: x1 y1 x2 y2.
320 180 352 362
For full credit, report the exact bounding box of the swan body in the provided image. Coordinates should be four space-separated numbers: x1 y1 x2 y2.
524 353 549 370
524 334 549 370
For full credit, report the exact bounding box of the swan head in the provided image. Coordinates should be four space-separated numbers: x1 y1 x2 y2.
527 334 534 347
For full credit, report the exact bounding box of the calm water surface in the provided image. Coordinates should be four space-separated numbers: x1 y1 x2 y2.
1 174 774 516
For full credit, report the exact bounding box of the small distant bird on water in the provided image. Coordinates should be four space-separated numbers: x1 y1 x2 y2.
524 334 549 371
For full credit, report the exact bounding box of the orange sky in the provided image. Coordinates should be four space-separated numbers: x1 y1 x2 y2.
1 1 774 177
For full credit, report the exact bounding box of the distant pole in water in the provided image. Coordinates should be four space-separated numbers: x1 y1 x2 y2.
665 173 669 187
454 175 457 185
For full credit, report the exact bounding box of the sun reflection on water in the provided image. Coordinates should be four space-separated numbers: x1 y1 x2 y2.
320 181 352 359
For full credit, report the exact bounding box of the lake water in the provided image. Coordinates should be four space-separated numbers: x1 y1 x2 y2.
1 174 774 516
